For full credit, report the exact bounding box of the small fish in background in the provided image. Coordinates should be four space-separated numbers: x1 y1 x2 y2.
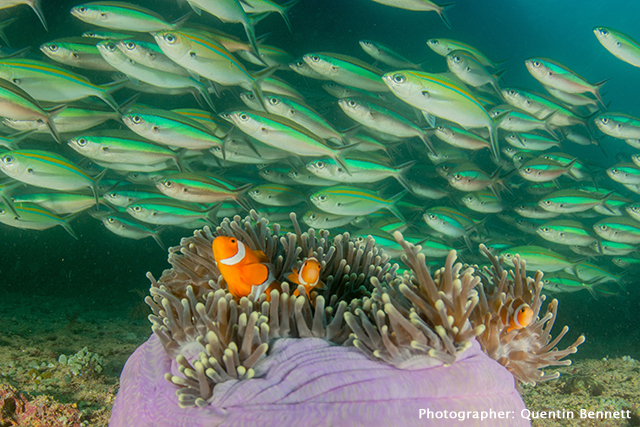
369 0 453 28
212 235 280 301
0 0 47 30
70 2 190 32
497 297 534 333
359 40 422 69
594 26 640 68
288 250 323 297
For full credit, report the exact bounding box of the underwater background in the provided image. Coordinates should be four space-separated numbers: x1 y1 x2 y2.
0 0 639 425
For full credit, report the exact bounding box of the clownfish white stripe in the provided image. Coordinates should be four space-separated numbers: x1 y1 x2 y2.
220 240 246 265
298 263 307 285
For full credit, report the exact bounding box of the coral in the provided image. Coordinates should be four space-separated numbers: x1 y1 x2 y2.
58 346 105 377
110 211 583 427
0 383 86 427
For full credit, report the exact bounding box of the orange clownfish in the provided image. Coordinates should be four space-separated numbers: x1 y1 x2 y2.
212 236 279 301
288 253 323 297
499 297 534 333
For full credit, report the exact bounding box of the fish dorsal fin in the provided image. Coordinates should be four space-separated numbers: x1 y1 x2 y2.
252 249 269 263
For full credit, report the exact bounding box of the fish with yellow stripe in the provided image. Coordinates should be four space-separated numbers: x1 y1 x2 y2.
212 235 280 301
382 70 503 160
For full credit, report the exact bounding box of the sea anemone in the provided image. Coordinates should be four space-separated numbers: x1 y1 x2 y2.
109 211 583 427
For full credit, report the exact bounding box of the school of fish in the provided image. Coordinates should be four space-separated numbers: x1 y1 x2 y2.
1 0 639 305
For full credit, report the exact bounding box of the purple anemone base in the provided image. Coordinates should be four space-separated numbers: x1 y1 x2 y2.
110 334 530 427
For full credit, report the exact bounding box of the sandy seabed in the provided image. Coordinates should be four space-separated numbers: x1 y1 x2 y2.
1 292 638 427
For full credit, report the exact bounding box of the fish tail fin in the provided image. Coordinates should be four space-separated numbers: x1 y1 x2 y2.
170 12 192 29
30 0 48 31
234 183 255 212
195 83 217 112
418 131 437 155
593 77 610 107
61 212 83 240
332 152 352 176
0 17 17 46
99 80 127 113
5 129 36 150
152 228 166 250
438 3 455 28
250 65 278 109
243 21 261 59
43 104 66 143
488 124 500 162
387 190 407 221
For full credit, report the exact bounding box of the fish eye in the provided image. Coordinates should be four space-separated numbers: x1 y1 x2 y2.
311 55 320 62
133 206 141 212
542 227 550 232
532 60 541 67
601 117 609 124
107 217 115 223
2 155 14 164
48 44 58 52
431 40 439 45
616 42 622 47
132 115 142 124
106 43 116 51
599 225 608 230
392 73 405 83
348 99 357 107
295 60 304 66
428 214 437 220
454 173 462 180
633 206 640 212
163 180 172 187
453 55 461 62
125 41 135 50
315 161 325 169
252 189 261 195
269 97 279 105
318 195 327 202
524 167 532 173
309 213 317 220
12 78 20 85
78 6 87 12
230 238 236 243
77 138 87 146
239 113 249 121
508 89 516 96
164 34 176 43
543 200 552 205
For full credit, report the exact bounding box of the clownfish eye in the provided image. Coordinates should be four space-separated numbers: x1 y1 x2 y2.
230 238 236 244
